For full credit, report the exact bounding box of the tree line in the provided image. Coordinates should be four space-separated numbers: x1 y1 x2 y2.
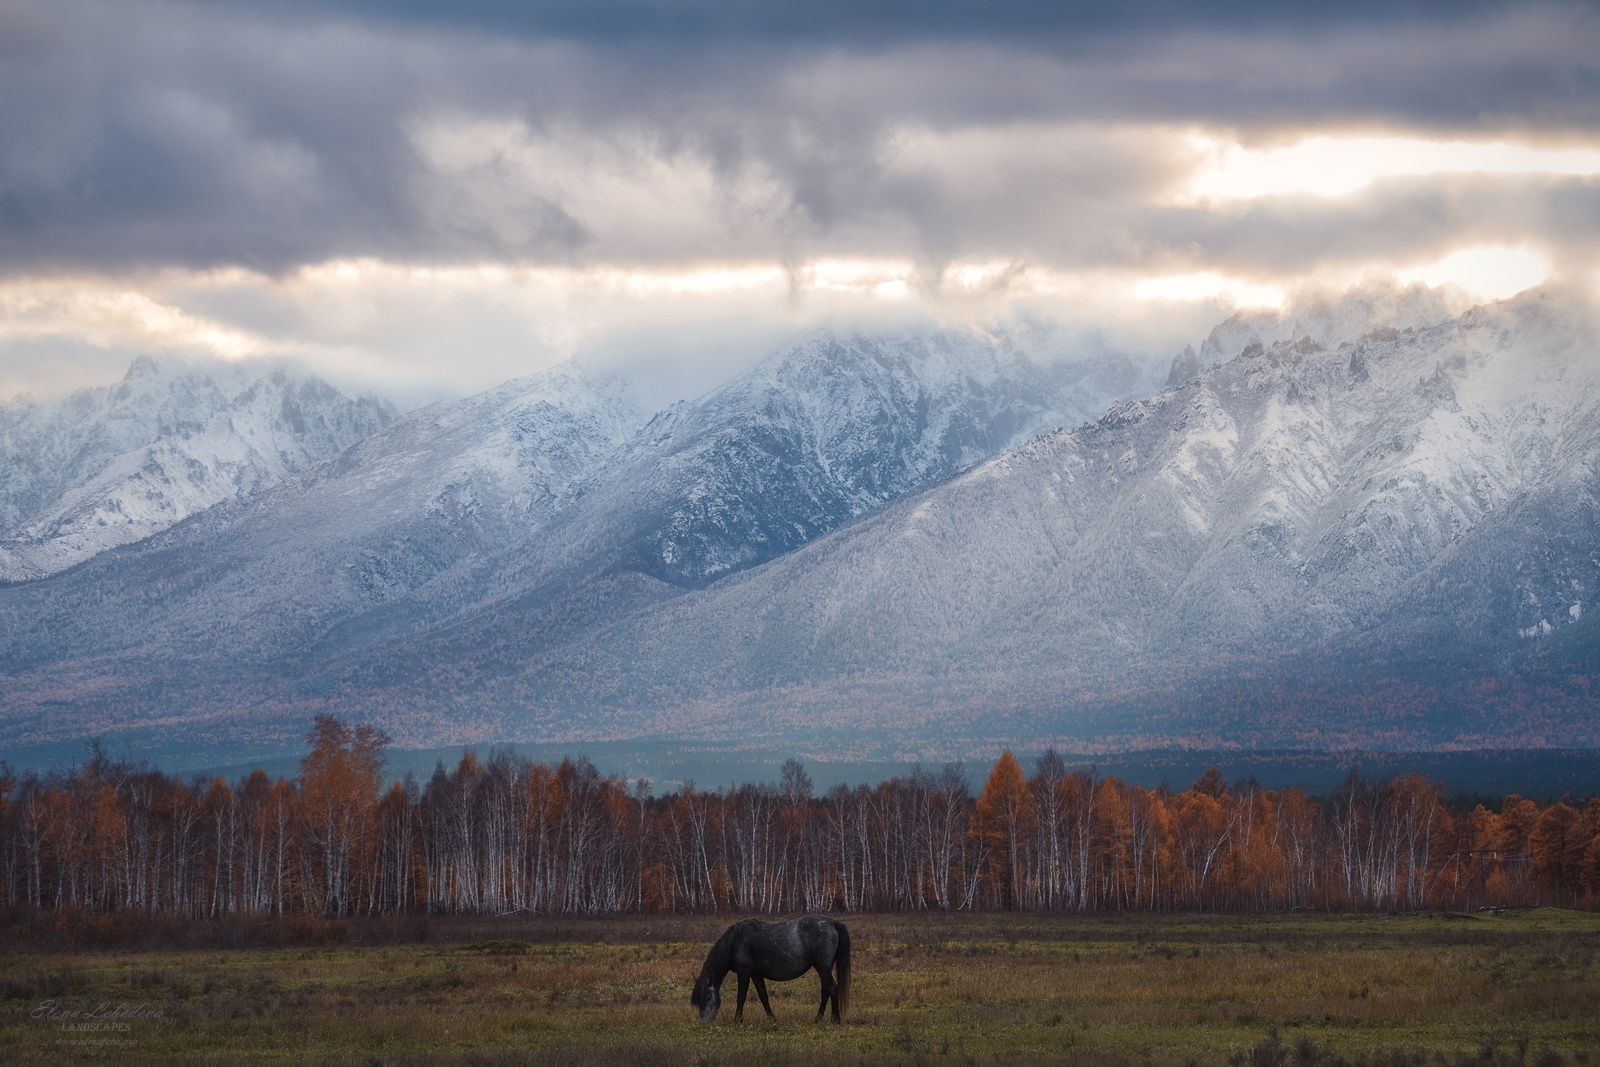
3 717 1597 920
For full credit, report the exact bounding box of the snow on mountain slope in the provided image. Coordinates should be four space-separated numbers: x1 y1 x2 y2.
11 292 1593 756
0 357 394 581
578 327 1164 586
0 360 650 669
0 325 1165 750
473 287 1600 748
12 327 1143 646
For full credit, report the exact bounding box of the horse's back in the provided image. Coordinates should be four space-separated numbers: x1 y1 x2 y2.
731 915 842 981
774 914 842 955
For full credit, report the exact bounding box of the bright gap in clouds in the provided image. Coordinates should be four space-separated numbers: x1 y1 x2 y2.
0 283 275 361
1397 247 1549 302
0 250 1540 409
1187 135 1600 200
1134 273 1285 309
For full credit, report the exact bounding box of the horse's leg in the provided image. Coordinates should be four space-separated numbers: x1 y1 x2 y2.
753 976 775 1019
735 974 749 1021
814 965 837 1022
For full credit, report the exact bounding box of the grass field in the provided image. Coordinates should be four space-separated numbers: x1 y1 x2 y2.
2 909 1597 1066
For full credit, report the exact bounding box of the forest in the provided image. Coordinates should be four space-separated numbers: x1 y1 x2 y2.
3 716 1598 925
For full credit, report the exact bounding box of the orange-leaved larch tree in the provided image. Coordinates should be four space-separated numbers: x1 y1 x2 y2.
1168 774 1230 909
1582 798 1600 907
299 714 389 916
972 751 1035 909
1529 799 1582 905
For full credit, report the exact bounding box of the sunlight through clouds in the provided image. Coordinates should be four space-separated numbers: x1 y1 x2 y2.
1134 273 1286 309
1397 247 1551 301
0 282 276 361
799 259 918 295
1185 135 1600 201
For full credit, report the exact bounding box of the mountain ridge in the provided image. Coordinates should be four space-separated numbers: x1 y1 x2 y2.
435 287 1600 752
0 357 396 582
5 290 1594 759
0 324 1158 753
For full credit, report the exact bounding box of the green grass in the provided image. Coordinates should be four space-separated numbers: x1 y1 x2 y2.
2 909 1598 1065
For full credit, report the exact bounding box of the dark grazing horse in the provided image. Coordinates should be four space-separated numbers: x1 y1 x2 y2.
690 915 851 1024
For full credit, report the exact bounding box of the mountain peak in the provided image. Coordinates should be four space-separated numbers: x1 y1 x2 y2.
123 353 161 381
1198 283 1459 369
0 360 394 582
1166 344 1200 388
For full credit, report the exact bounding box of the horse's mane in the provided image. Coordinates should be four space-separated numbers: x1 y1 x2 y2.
701 919 748 978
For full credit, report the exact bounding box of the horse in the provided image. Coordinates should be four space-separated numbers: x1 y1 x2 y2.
690 915 851 1024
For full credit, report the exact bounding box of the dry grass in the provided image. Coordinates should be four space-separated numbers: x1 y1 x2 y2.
1 909 1597 1065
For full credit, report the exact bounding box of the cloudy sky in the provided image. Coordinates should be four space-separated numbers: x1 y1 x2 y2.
2 0 1598 406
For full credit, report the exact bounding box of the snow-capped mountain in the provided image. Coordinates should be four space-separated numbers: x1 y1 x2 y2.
0 356 394 582
6 291 1594 758
0 326 1152 751
469 287 1600 750
0 360 650 673
570 328 1161 586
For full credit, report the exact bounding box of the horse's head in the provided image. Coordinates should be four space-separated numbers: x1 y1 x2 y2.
690 971 720 1023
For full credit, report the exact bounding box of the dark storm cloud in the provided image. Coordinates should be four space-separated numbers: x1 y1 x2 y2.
0 0 1596 276
193 0 1523 46
0 0 473 272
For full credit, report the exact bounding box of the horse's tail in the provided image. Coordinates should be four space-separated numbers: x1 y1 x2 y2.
834 919 851 1020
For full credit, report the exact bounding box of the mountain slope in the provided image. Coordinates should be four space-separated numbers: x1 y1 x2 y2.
0 361 648 666
459 288 1600 750
9 292 1590 759
0 357 395 582
552 329 1154 587
0 327 1157 753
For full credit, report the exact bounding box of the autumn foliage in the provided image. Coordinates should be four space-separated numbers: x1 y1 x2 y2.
3 731 1599 920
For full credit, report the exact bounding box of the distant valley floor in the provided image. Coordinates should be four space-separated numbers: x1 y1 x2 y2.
7 736 1598 801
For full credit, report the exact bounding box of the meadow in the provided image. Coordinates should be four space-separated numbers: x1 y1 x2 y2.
2 909 1597 1066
